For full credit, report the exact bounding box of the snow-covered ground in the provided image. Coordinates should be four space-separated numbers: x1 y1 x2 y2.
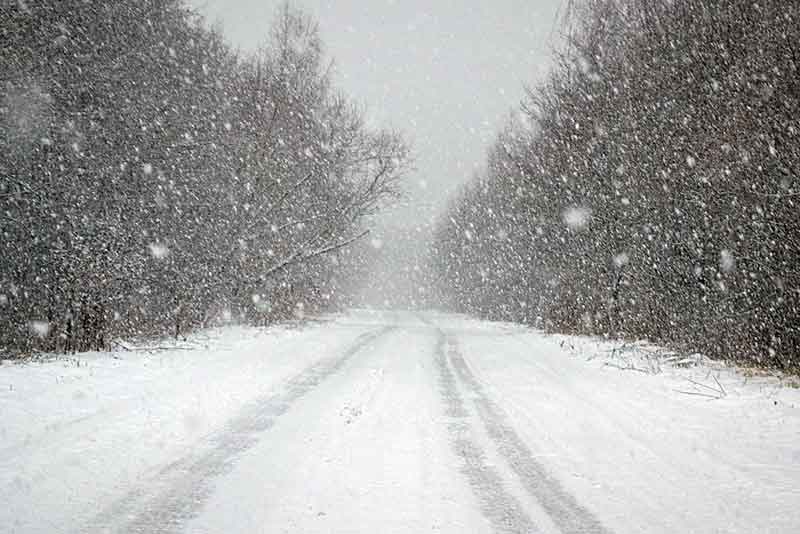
1 310 798 533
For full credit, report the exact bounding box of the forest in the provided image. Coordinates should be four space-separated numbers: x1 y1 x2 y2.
3 0 798 372
1 1 407 354
431 0 800 370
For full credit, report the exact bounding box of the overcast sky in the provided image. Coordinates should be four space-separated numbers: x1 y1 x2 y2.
187 0 565 224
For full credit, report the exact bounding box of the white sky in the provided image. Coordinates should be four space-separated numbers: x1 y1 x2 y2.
187 0 565 225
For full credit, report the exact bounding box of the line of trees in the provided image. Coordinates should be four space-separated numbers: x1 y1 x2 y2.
431 0 799 370
1 1 407 354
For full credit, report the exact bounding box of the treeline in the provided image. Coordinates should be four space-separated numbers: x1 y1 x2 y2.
0 1 407 354
432 0 799 369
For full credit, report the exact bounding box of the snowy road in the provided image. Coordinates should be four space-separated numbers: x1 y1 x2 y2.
2 310 799 533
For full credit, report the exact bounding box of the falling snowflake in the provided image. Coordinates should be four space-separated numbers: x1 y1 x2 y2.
143 163 154 175
29 321 50 338
720 250 735 273
148 243 170 259
252 294 269 312
613 252 630 268
562 207 591 231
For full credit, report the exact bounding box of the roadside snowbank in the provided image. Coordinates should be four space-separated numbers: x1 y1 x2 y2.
434 312 800 533
0 316 372 534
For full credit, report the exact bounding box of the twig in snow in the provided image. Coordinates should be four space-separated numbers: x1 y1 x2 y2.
110 340 132 351
687 377 727 398
674 389 723 400
676 375 727 400
714 375 727 397
603 361 650 374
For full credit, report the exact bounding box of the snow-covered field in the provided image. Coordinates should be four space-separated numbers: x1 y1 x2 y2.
1 310 798 533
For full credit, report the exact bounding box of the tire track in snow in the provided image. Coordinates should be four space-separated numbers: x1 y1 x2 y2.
445 334 612 534
434 333 541 534
87 326 393 534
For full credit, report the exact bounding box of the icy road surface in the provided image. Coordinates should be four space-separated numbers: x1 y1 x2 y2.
2 310 799 533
